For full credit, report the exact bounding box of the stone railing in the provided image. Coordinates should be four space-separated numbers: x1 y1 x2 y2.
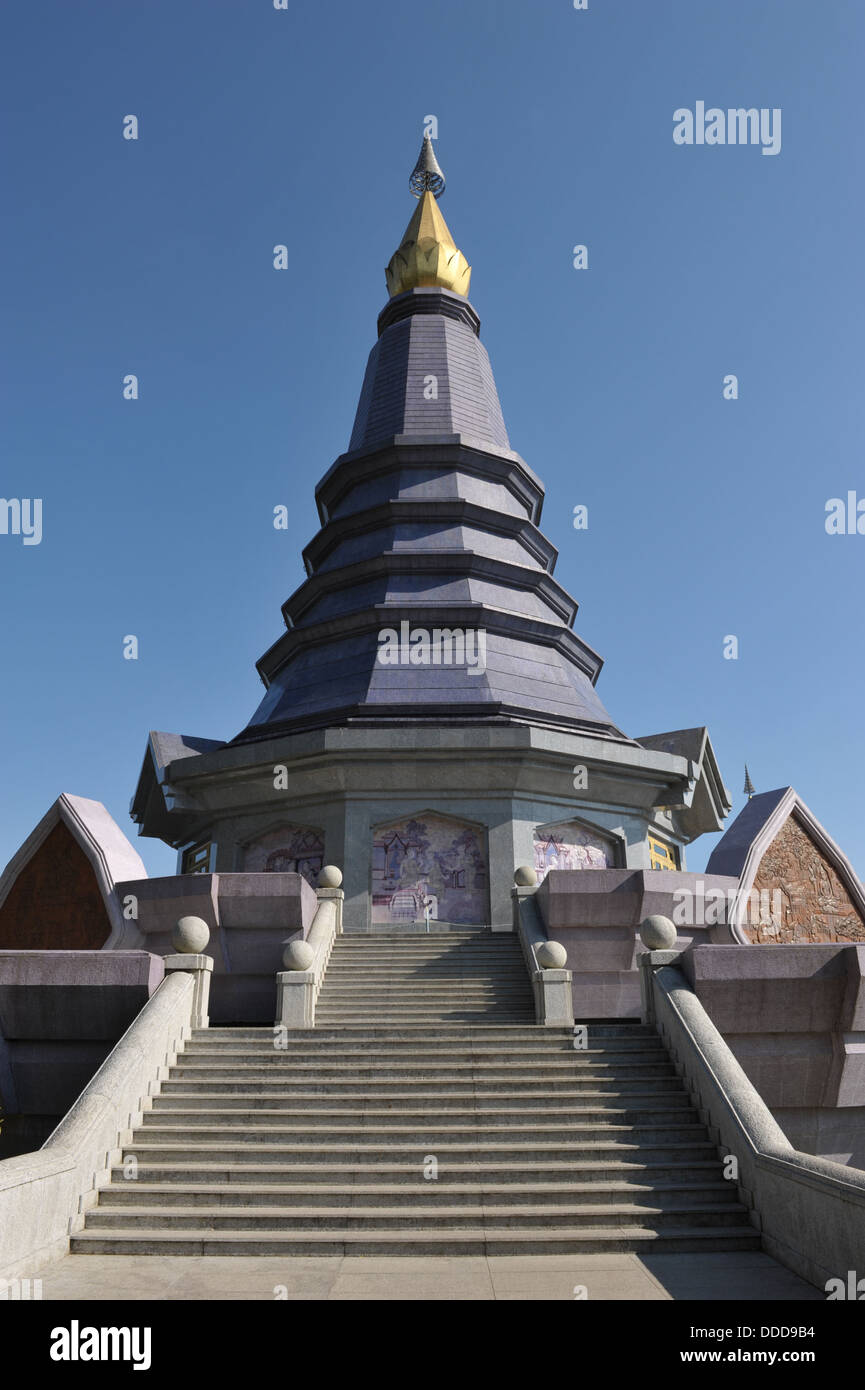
0 929 212 1281
276 867 344 1029
512 868 574 1027
639 915 865 1292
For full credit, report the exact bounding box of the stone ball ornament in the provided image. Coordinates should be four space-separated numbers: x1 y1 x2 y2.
318 865 343 889
513 865 538 887
172 916 210 954
640 915 678 950
536 940 567 970
283 939 315 971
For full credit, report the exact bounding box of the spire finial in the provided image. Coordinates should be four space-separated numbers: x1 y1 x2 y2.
743 765 756 799
385 136 470 298
409 134 446 199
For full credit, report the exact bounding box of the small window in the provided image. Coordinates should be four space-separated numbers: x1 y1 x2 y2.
182 841 212 875
648 836 679 871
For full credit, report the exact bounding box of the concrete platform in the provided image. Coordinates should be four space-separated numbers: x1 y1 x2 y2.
35 1250 822 1301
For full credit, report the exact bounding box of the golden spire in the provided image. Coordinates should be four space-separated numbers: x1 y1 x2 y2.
385 137 471 299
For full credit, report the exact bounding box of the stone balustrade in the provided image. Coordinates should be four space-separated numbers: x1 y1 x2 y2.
512 867 574 1027
0 932 212 1281
639 917 865 1291
275 867 344 1029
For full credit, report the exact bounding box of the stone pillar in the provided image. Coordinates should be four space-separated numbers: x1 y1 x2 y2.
276 868 344 1027
163 916 214 1029
637 915 681 1025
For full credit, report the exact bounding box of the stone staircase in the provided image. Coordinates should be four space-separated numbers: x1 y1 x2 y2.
317 929 536 1025
71 930 760 1256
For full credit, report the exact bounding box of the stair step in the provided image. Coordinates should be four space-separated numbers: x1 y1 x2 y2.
200 1026 653 1039
70 1226 762 1256
101 1180 740 1208
111 1158 727 1184
83 1203 750 1232
151 1096 692 1114
170 1065 675 1080
120 1142 720 1164
178 1047 665 1062
142 1106 698 1127
138 1119 704 1141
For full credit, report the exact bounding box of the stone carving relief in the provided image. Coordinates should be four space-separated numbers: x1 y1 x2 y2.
749 814 865 944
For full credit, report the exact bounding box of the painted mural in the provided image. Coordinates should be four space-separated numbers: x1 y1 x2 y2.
242 825 325 888
533 822 614 883
371 814 489 925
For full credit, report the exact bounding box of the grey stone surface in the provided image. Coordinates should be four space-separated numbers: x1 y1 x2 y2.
0 951 167 1157
640 915 677 950
282 940 314 971
172 917 210 954
318 866 343 889
115 873 317 1023
647 959 865 1291
0 970 197 1281
679 942 865 1160
536 940 567 969
32 1251 820 1301
128 724 726 933
531 871 736 1018
0 953 163 1039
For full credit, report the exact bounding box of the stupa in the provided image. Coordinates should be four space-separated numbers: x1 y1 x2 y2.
129 135 730 932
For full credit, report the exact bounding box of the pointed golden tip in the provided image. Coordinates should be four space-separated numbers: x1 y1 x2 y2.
385 190 471 299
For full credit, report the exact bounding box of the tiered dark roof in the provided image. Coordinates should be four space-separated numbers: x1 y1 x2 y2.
234 276 625 744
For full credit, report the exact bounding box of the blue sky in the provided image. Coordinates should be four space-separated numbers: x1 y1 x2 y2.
1 0 863 879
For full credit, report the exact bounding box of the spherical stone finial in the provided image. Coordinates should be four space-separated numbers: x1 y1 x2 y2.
640 915 678 951
536 940 567 970
283 939 315 971
514 865 538 887
172 916 210 954
318 865 343 889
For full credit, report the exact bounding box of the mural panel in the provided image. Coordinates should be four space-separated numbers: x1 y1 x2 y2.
242 825 325 889
533 822 614 883
371 814 489 925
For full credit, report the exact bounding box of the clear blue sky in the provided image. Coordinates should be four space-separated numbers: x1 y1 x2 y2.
1 0 863 880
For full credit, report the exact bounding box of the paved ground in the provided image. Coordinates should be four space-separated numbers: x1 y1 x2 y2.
35 1250 822 1301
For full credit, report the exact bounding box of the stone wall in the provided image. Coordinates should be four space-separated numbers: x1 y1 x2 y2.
681 943 865 1166
114 872 318 1023
0 951 163 1159
534 869 737 1018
